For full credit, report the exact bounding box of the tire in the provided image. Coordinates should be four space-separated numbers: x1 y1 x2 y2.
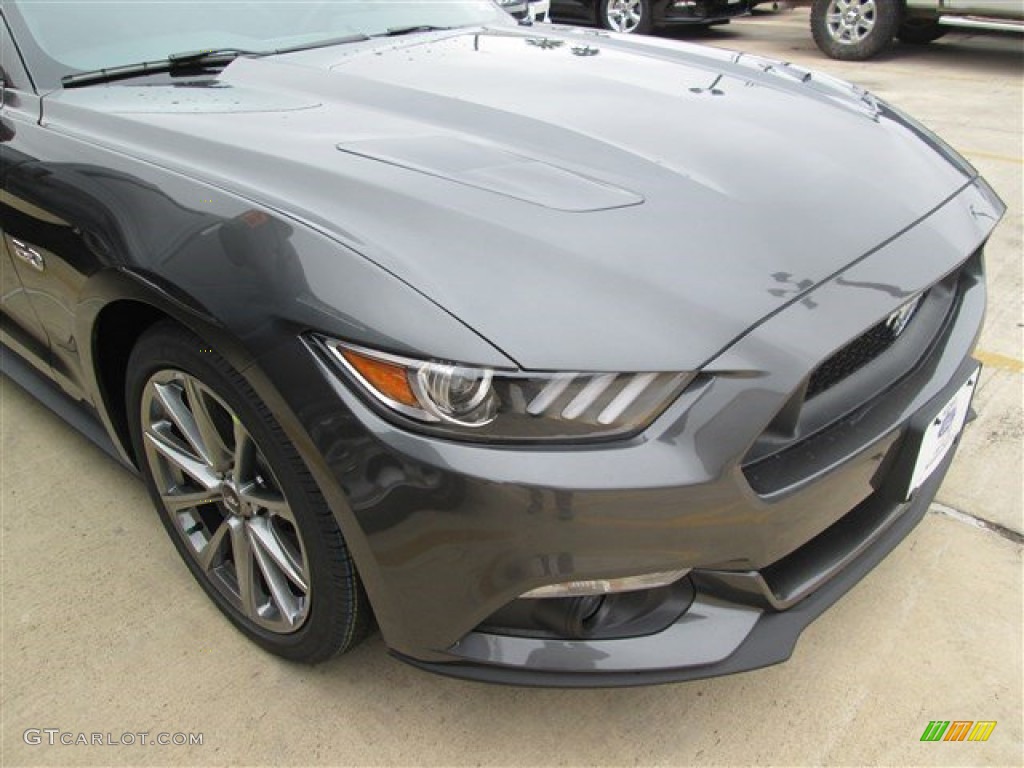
126 321 370 662
598 0 653 35
898 18 947 44
811 0 902 61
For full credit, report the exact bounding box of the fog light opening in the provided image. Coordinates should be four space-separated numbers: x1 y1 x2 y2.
532 595 605 638
477 572 696 641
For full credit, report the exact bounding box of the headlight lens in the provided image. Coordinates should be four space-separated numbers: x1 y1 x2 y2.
414 363 497 426
322 339 693 442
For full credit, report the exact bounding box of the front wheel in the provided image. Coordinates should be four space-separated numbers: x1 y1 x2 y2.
598 0 653 35
811 0 902 60
127 322 370 662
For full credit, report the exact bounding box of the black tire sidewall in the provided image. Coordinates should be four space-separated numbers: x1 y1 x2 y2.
811 0 902 60
126 322 368 662
598 0 654 34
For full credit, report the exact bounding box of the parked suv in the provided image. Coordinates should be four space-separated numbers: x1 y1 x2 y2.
811 0 1024 60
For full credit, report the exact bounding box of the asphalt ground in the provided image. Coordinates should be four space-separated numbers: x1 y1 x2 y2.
2 7 1022 767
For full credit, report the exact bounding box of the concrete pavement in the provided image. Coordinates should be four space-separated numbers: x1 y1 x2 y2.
2 8 1021 766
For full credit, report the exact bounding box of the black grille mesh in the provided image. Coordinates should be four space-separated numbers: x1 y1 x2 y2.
806 299 920 398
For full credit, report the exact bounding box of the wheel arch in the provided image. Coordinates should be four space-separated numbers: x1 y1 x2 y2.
79 269 255 469
76 267 440 645
91 298 168 468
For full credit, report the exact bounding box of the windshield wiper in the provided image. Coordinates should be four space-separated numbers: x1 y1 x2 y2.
381 24 455 37
61 35 372 89
62 49 260 89
273 33 371 54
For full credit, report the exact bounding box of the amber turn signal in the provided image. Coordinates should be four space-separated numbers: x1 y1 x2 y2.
338 348 418 408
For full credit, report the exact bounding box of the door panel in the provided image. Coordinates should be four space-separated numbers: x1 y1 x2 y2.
1 27 52 375
0 147 95 401
1 13 91 399
944 1 1021 19
0 231 52 371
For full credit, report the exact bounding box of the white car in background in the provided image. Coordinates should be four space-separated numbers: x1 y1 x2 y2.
497 0 552 22
530 0 553 21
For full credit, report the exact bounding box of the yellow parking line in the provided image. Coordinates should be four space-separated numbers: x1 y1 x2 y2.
975 350 1024 373
959 149 1024 165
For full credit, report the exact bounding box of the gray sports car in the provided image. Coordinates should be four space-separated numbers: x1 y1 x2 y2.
0 0 1004 686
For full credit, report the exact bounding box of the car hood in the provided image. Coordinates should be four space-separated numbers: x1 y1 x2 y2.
43 26 973 371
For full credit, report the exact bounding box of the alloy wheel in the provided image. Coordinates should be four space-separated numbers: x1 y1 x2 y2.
824 0 878 44
141 370 311 634
604 0 644 33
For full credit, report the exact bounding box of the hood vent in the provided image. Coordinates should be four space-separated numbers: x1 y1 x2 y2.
337 135 643 212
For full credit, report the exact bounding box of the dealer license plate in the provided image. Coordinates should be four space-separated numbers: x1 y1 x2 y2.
906 367 980 500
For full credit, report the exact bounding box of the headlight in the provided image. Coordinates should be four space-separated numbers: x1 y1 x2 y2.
320 339 694 442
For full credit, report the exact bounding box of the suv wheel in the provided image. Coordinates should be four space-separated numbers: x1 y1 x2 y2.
811 0 902 60
599 0 653 34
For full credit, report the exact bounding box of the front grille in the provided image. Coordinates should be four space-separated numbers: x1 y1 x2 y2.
741 255 976 496
806 294 922 398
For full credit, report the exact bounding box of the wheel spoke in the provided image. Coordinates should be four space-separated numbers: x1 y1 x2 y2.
228 517 258 618
145 429 220 490
232 418 257 484
161 487 222 512
608 2 627 31
153 380 210 464
252 546 302 628
240 486 290 518
197 519 230 572
248 516 308 592
183 378 232 471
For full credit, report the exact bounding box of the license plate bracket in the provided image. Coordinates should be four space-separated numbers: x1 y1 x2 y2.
891 364 980 502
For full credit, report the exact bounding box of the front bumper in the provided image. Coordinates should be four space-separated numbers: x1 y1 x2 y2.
394 442 954 686
658 0 751 24
273 179 1000 685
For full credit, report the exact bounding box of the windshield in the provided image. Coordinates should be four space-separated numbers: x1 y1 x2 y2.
5 1 509 89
